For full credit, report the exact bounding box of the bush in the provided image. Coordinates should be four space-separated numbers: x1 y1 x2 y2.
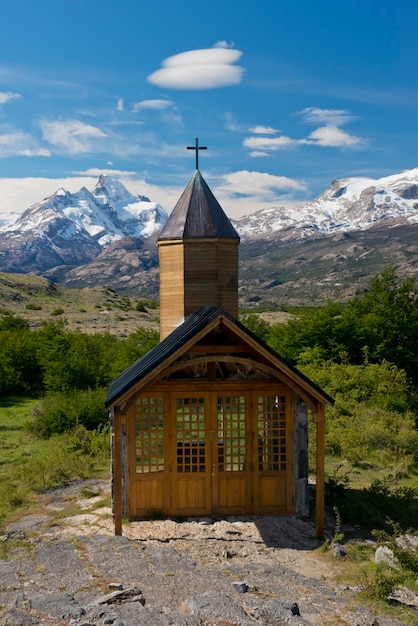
325 473 418 531
366 521 418 602
28 388 108 437
301 361 418 467
0 328 43 395
25 303 42 310
135 300 148 312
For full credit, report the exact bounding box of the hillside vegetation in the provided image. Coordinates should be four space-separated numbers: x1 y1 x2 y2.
0 271 159 334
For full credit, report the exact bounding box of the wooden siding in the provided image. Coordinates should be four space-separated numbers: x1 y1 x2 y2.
158 239 239 340
158 241 185 339
184 240 238 318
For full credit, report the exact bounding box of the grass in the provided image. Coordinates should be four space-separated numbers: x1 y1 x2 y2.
325 456 418 492
0 396 111 528
322 456 418 535
0 397 50 471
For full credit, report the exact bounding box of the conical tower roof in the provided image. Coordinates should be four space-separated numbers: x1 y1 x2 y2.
158 169 239 241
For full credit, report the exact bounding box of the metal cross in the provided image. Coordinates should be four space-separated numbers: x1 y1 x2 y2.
187 138 207 170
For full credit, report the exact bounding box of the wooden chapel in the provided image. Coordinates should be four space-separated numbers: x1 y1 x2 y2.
105 140 333 536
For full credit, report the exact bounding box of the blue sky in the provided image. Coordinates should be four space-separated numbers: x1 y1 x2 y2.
0 0 415 219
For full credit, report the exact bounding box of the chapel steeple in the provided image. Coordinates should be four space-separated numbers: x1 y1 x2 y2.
157 140 240 340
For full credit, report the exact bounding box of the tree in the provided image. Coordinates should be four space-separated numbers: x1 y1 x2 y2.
348 268 418 381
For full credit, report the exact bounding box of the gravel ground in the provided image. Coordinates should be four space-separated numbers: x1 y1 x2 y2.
0 479 410 626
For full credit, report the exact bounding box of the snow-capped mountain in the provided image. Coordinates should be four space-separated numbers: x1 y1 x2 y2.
233 168 418 240
0 175 168 273
0 211 19 228
1 168 417 293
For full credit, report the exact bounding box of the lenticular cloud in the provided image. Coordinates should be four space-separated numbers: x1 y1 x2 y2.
147 48 244 89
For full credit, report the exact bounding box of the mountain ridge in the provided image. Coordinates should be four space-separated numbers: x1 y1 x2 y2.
233 167 418 240
0 169 417 307
0 175 167 273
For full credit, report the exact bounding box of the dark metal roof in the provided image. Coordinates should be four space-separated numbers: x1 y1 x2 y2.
105 306 334 408
105 306 224 407
157 170 240 240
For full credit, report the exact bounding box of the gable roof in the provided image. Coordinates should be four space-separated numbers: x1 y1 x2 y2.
157 170 239 240
105 306 333 409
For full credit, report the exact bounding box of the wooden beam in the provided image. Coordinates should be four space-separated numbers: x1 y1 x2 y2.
186 345 248 353
113 407 123 536
315 404 326 539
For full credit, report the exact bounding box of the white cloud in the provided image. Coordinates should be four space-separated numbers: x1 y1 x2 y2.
0 130 50 157
77 168 138 178
213 40 236 49
299 107 356 126
221 170 306 196
0 91 21 106
248 125 280 135
243 135 296 151
132 99 175 112
212 170 306 218
147 47 244 90
116 98 124 112
0 177 100 215
302 124 365 148
244 107 366 154
224 112 247 133
40 119 108 154
0 169 306 222
248 151 271 158
0 173 185 218
105 120 144 126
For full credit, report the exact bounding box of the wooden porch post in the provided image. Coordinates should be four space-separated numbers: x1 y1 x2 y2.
113 407 123 536
315 404 325 538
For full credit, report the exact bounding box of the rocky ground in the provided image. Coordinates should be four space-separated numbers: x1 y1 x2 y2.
0 479 412 626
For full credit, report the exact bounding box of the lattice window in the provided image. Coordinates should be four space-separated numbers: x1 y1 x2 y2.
176 397 206 473
217 396 246 472
257 395 286 471
135 396 164 473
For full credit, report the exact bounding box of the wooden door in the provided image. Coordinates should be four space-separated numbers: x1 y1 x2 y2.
171 393 212 515
253 393 292 514
131 388 293 519
214 394 249 514
130 394 167 518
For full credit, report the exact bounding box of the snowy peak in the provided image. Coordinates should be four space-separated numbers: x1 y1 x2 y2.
92 174 138 205
2 176 168 246
0 176 168 274
233 167 418 240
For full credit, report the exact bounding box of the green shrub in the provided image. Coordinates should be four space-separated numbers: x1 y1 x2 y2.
0 313 29 330
301 361 418 467
25 303 42 310
325 473 418 531
50 307 65 316
366 521 418 602
135 300 148 312
28 388 108 437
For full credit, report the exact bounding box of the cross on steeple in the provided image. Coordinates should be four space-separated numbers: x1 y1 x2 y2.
187 138 207 170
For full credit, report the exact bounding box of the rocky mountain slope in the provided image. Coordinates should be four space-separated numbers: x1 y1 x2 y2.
0 272 159 335
234 167 418 241
0 175 167 274
0 169 417 307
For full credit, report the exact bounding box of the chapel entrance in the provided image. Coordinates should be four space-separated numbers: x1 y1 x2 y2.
131 388 293 519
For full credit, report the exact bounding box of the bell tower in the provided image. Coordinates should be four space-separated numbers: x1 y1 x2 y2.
157 139 240 340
